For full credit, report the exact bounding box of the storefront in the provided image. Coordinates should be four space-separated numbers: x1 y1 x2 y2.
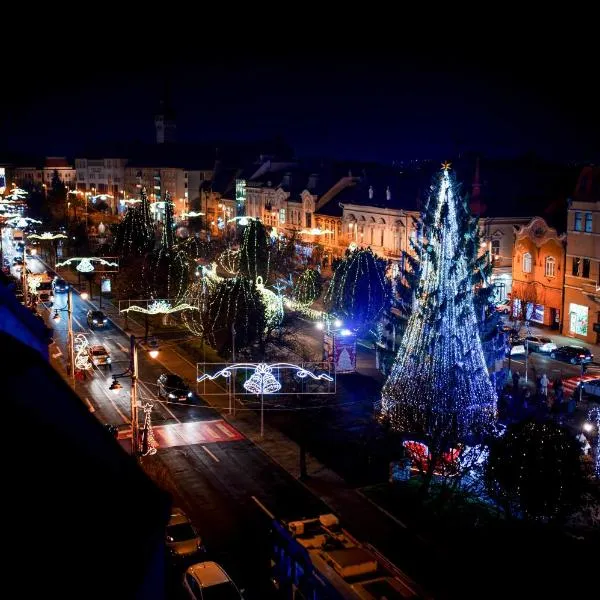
569 303 589 337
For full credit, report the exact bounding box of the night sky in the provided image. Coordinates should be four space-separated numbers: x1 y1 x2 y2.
2 40 597 164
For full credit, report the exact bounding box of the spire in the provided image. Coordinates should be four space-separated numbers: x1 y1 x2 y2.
155 79 176 144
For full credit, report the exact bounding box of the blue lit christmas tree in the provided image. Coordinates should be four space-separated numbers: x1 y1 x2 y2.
380 164 496 445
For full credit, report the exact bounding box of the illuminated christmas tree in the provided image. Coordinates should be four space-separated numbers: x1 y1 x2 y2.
112 186 155 257
324 247 390 330
293 268 322 306
380 164 496 444
239 219 270 283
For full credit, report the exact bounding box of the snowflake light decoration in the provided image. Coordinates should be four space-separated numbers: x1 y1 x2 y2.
74 334 92 370
28 232 68 240
55 257 119 273
7 216 42 228
182 211 204 218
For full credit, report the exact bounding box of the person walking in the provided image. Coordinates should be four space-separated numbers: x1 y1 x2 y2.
540 373 549 398
512 370 521 395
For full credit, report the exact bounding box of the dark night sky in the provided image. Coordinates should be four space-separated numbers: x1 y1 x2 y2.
2 33 597 164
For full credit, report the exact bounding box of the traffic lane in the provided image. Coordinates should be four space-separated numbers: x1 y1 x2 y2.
158 438 329 599
507 349 594 380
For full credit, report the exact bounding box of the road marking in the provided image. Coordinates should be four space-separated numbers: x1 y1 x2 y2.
84 397 95 412
116 342 129 353
138 380 181 424
96 382 130 423
251 496 275 520
216 422 235 438
201 445 220 462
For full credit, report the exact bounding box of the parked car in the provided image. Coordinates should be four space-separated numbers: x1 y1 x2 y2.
157 373 194 401
183 562 244 599
52 277 69 293
87 309 108 328
507 343 526 356
495 299 512 314
87 344 111 367
581 378 600 400
166 508 204 560
522 335 557 353
549 345 593 364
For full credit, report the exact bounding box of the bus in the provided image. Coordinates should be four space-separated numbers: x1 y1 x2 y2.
263 510 431 600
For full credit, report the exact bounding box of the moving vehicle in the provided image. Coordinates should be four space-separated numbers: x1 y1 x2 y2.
507 343 526 356
35 274 54 303
87 344 111 367
166 508 204 560
157 373 193 401
580 378 600 400
550 345 593 365
183 561 244 599
522 335 557 353
87 309 108 328
52 277 69 293
495 299 512 314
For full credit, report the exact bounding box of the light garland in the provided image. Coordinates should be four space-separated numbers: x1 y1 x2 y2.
28 232 68 240
228 216 258 226
120 299 199 315
140 402 158 456
218 248 240 275
299 227 333 236
587 407 600 478
292 268 322 307
182 211 204 218
7 216 42 228
3 187 28 201
55 256 118 273
324 246 390 328
239 219 271 283
380 166 496 440
256 276 283 330
27 273 43 294
112 186 155 257
198 362 333 395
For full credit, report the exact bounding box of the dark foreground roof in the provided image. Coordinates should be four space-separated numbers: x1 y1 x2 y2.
2 323 170 597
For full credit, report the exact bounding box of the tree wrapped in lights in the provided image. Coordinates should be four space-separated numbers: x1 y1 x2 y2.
112 186 155 257
485 420 585 522
204 276 266 355
145 192 189 300
238 218 270 283
324 247 390 330
293 268 322 306
380 166 496 461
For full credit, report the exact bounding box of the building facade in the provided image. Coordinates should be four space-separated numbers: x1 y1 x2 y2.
563 166 600 343
512 216 566 329
15 157 77 190
75 157 127 213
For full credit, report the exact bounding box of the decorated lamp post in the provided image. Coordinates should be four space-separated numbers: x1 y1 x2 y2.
55 256 119 304
52 287 75 381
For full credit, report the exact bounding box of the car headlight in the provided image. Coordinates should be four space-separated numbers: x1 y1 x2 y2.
187 392 193 398
103 319 107 323
168 393 176 399
93 319 98 323
106 357 111 364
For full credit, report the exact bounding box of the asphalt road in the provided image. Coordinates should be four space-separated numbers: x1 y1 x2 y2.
14 252 331 599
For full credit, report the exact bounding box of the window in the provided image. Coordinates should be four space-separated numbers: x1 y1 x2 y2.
583 258 591 278
545 256 556 277
305 212 311 228
569 303 588 336
574 211 583 231
572 257 581 276
522 252 532 273
279 208 286 224
491 239 500 258
585 212 593 232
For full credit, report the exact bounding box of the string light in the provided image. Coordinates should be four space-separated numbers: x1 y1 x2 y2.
380 166 496 440
74 334 92 370
298 227 333 236
55 257 119 273
7 216 42 228
218 248 240 275
112 186 155 257
324 246 390 329
292 268 322 307
238 219 271 283
28 232 68 240
256 276 283 330
586 407 600 478
120 300 199 315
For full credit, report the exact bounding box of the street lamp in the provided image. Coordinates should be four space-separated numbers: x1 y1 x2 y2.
108 334 159 457
51 287 75 381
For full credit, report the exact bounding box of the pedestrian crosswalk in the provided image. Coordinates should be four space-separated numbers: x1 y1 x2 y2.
560 375 598 398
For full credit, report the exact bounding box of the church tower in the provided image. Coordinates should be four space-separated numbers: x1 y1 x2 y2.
154 81 176 144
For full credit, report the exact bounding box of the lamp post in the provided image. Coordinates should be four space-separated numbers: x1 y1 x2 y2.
109 334 158 457
52 287 75 381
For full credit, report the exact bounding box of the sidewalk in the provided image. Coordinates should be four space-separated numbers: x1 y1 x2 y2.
525 322 600 357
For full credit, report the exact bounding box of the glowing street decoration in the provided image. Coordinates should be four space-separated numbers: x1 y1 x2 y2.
74 334 92 370
218 248 240 275
182 211 204 218
28 232 68 240
256 276 283 329
228 216 258 226
198 362 333 395
55 257 119 273
140 402 158 456
4 187 28 201
7 216 42 228
299 227 333 236
200 262 223 283
27 274 43 295
120 299 199 315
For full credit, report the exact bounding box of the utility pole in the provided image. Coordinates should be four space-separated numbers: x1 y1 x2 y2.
22 239 28 306
67 287 75 381
130 334 139 456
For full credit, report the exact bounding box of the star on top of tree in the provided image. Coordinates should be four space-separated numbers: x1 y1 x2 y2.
441 161 452 171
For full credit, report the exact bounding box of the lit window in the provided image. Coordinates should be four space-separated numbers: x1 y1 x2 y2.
574 212 583 231
545 256 556 277
279 208 286 224
585 212 593 233
491 239 500 258
522 252 532 273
